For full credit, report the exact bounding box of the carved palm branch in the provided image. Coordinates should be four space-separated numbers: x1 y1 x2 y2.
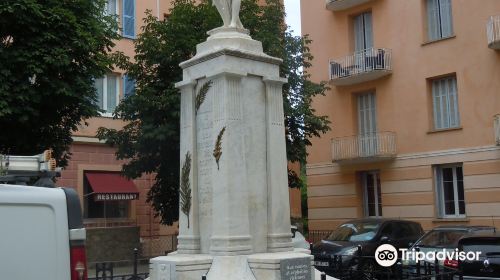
195 80 212 115
180 151 192 228
213 127 226 170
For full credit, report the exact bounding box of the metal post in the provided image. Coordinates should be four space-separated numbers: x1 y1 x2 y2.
416 247 421 277
434 258 440 280
396 261 403 280
321 272 326 280
133 248 138 278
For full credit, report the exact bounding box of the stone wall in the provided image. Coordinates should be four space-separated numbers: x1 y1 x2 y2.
86 226 140 263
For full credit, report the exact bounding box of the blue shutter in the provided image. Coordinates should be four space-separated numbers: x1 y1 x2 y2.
123 75 135 98
122 0 135 38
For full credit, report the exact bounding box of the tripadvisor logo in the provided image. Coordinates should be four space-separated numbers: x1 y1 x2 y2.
375 244 398 267
374 244 482 267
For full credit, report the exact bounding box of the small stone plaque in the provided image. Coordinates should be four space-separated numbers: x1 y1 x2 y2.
280 257 312 280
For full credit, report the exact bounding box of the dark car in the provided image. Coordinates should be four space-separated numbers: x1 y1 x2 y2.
405 225 496 266
312 218 423 277
454 234 500 279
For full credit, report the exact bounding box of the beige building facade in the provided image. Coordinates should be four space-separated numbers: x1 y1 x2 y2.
302 0 500 232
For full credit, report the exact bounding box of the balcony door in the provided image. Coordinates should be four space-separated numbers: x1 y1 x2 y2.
354 12 373 71
362 171 382 217
358 92 377 157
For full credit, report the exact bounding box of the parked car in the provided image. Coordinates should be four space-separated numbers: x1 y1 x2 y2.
0 184 88 280
311 218 424 277
404 225 496 267
292 225 310 250
454 234 500 279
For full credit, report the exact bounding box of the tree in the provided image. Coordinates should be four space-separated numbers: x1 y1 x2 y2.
0 0 121 165
97 0 330 225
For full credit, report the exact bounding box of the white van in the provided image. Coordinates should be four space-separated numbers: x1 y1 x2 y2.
0 184 88 280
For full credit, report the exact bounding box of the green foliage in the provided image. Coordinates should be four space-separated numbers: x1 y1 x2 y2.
97 0 330 225
180 151 192 228
0 0 121 165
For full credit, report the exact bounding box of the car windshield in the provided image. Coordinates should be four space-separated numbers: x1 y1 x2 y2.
326 221 380 242
416 230 466 248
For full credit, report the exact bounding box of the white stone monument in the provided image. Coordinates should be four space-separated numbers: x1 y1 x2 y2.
149 3 314 280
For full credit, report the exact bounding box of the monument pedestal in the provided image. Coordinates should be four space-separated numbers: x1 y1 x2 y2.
149 27 314 279
149 251 314 280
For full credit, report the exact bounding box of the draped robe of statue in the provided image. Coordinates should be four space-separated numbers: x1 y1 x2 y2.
212 0 243 28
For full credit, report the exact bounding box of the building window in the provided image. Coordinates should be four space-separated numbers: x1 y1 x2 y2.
122 0 135 38
426 0 453 41
435 164 465 218
95 73 119 115
362 171 382 217
123 74 136 98
432 76 459 130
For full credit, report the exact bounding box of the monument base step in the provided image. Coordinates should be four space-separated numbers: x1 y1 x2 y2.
148 250 316 280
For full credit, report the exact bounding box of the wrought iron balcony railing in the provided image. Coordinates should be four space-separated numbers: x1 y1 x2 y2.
326 0 373 11
332 132 396 163
487 16 500 49
329 48 392 86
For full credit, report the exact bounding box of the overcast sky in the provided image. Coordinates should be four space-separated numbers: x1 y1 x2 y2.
284 0 301 36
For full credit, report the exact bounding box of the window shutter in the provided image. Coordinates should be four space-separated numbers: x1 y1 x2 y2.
122 0 135 38
449 77 459 127
432 80 442 129
354 14 365 52
107 0 117 16
107 75 118 112
364 12 374 49
439 0 453 37
440 79 450 128
95 77 104 110
123 75 135 98
427 0 440 40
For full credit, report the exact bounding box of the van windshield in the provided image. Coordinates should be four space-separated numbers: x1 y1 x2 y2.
327 222 380 242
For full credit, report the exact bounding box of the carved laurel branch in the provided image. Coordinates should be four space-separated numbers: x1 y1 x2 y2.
180 151 192 228
195 80 212 115
213 127 226 170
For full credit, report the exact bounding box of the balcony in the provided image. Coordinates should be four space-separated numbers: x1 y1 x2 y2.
487 16 500 49
495 115 500 146
329 48 392 86
326 0 373 11
332 132 396 163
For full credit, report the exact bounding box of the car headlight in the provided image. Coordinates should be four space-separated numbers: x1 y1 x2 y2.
343 247 359 256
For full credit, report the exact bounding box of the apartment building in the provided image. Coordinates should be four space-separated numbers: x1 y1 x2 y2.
55 0 175 261
302 0 500 232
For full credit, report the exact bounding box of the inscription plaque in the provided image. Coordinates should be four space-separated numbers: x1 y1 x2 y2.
280 258 312 280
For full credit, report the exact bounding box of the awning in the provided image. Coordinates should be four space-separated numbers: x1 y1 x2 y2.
85 172 139 201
